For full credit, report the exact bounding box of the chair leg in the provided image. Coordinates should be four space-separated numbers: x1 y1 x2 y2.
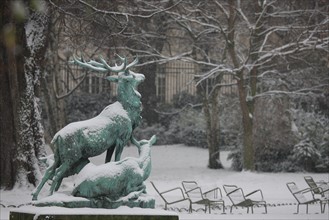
320 202 327 213
222 203 226 214
230 206 233 213
247 207 249 214
306 204 308 214
324 202 328 213
297 204 300 214
264 204 267 214
251 206 254 214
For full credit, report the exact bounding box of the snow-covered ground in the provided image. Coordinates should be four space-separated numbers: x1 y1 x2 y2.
1 144 328 219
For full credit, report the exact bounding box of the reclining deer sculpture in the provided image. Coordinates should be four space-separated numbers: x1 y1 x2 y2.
72 135 156 202
32 55 144 200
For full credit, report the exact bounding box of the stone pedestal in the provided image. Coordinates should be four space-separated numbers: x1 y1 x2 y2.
10 212 178 220
33 193 155 209
10 206 179 220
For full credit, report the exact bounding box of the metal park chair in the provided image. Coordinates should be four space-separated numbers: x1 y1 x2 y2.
304 176 329 197
286 182 323 213
150 181 192 212
304 176 329 213
223 184 267 214
182 181 225 214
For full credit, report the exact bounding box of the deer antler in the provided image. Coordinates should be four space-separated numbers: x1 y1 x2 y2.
126 56 138 70
70 55 127 73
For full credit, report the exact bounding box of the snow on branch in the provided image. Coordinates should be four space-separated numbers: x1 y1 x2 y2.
77 0 183 19
255 36 329 66
251 84 329 100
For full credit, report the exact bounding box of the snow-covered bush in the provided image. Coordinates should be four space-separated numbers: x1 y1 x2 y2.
291 139 320 171
136 107 207 147
136 92 207 147
176 108 207 147
134 122 179 145
290 104 329 172
172 91 202 108
255 146 301 172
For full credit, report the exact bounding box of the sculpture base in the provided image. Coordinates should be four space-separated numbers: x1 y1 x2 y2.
10 207 178 220
33 193 155 209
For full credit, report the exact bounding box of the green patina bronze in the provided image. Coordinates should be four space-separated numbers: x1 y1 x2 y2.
72 136 156 208
32 55 156 209
34 136 157 209
72 136 156 200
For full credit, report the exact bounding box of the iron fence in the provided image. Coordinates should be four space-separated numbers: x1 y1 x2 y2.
58 60 237 104
156 61 237 104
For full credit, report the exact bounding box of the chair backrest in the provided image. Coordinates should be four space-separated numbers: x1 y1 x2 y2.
286 182 308 204
304 176 321 194
223 185 238 194
182 181 198 192
150 181 168 203
223 185 245 205
182 181 203 201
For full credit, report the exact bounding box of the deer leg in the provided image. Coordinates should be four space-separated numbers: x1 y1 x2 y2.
53 158 90 192
114 146 123 162
105 145 115 163
32 163 57 200
114 140 125 162
54 178 63 192
49 163 70 195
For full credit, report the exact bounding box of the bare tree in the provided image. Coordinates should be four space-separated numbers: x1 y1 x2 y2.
161 0 329 170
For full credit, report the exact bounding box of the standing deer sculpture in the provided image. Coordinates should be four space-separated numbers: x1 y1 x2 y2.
32 55 144 200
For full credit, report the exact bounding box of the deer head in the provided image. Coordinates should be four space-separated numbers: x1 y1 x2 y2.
71 54 145 107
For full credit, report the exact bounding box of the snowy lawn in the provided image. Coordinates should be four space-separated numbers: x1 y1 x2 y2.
1 144 328 219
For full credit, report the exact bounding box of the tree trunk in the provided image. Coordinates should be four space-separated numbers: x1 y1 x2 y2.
139 63 158 124
226 0 255 170
0 0 49 188
199 80 223 169
0 0 24 189
0 5 17 187
226 0 261 171
234 69 255 171
207 90 223 169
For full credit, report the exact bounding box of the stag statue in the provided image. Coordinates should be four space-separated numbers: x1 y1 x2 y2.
32 55 144 201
